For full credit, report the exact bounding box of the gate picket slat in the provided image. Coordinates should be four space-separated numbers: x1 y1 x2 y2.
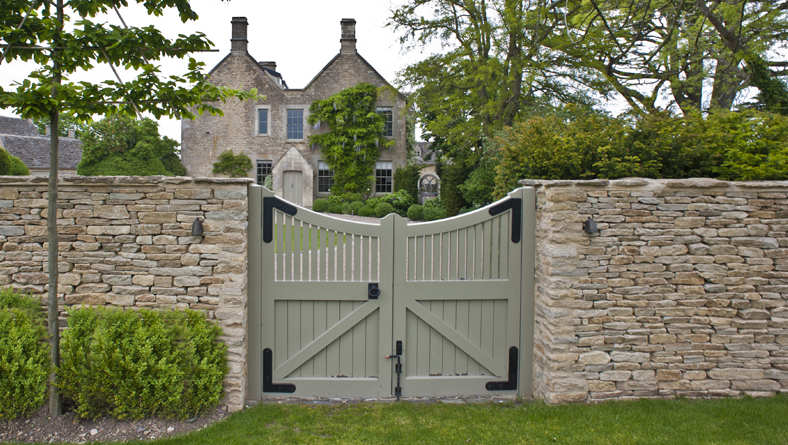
441 232 449 281
467 300 481 375
336 233 345 281
284 216 292 281
424 235 433 281
339 301 354 377
407 237 415 281
325 301 340 376
287 301 300 377
429 301 444 376
345 234 353 282
458 228 467 280
455 300 469 376
275 212 283 281
475 223 484 280
372 237 379 282
500 213 509 279
353 234 361 282
449 230 457 280
361 236 369 282
300 301 314 377
442 301 456 377
313 300 327 377
432 234 441 281
480 299 495 375
466 227 475 280
327 230 335 281
293 219 302 281
311 224 318 281
415 236 424 281
482 220 492 280
490 216 499 280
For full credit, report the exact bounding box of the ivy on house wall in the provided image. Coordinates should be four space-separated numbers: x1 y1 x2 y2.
308 83 395 195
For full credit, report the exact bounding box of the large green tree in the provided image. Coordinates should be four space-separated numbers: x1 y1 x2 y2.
77 115 185 176
0 0 257 416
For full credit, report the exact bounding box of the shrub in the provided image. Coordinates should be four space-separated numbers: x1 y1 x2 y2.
358 206 376 217
59 307 227 420
341 192 363 203
0 288 49 420
438 159 472 217
422 198 447 221
212 151 252 178
328 203 345 214
0 148 11 175
407 204 424 221
348 201 364 215
160 153 187 176
312 198 329 212
394 164 421 202
263 174 273 190
368 189 414 217
9 155 29 175
375 202 396 218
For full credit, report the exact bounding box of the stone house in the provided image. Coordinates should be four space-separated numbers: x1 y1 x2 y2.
0 116 82 175
181 18 408 208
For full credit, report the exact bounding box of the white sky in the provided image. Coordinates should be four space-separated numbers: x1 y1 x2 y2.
0 0 434 143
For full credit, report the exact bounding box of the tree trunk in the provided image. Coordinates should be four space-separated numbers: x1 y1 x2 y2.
48 0 63 418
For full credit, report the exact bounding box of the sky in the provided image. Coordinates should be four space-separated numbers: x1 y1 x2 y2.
0 0 435 143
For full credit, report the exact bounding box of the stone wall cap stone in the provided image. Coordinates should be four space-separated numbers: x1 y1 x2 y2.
116 176 168 184
664 178 730 188
610 178 652 187
193 177 255 184
518 179 609 187
735 180 788 188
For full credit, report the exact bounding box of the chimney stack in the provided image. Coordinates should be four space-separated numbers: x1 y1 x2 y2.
340 18 356 54
68 128 75 139
259 61 277 72
231 17 248 54
45 125 50 136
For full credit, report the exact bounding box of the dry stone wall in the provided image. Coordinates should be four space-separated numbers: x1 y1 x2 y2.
523 178 788 403
0 176 252 412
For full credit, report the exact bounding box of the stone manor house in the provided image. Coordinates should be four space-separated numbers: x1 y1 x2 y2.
181 18 408 208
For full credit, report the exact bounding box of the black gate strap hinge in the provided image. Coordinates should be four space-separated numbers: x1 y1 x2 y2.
263 196 297 243
485 346 518 391
263 348 296 393
489 198 522 243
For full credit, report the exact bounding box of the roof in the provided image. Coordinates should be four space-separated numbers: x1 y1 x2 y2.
414 141 436 166
0 116 82 170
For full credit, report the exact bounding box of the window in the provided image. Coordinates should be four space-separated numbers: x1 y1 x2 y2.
256 160 272 185
375 161 392 193
318 161 333 193
257 108 268 135
287 109 304 140
377 107 393 137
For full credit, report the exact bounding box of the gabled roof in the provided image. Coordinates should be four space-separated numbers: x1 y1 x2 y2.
0 116 82 170
300 53 407 101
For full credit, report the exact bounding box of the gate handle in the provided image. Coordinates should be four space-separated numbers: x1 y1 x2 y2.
368 283 380 299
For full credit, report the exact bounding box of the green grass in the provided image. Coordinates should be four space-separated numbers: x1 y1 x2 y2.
85 395 788 444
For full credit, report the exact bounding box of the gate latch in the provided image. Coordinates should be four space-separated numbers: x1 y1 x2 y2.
368 283 380 299
385 340 403 400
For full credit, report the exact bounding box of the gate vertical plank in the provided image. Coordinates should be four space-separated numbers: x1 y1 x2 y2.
407 236 415 281
313 300 327 376
442 301 456 376
284 215 292 281
490 217 499 280
424 235 433 280
287 301 301 377
429 301 444 376
345 234 353 282
352 301 366 377
520 187 536 397
336 233 345 281
500 214 509 279
339 301 353 377
417 311 430 378
449 230 457 280
274 212 282 281
300 301 314 377
353 234 362 281
415 236 424 281
293 219 302 281
372 236 379 282
482 220 492 280
275 301 287 369
432 233 441 281
325 301 340 377
475 224 484 280
455 300 469 375
361 235 369 282
310 224 318 281
480 299 495 375
365 307 379 378
467 300 481 375
493 299 507 364
247 185 263 400
441 232 449 281
458 228 467 280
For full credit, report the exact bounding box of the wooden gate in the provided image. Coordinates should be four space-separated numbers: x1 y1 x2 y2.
248 186 535 399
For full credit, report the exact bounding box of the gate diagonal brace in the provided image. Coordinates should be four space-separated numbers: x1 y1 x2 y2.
263 196 298 243
488 198 522 243
263 348 296 393
485 347 518 391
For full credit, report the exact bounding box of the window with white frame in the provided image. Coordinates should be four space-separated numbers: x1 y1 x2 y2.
375 161 393 193
287 109 304 140
256 160 272 184
257 108 269 135
376 107 393 137
318 161 334 193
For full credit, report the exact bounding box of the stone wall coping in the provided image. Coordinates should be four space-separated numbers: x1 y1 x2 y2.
519 177 788 189
0 175 256 186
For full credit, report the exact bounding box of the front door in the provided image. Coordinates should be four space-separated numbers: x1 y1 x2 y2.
283 170 302 206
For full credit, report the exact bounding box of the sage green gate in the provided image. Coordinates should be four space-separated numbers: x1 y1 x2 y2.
248 186 535 399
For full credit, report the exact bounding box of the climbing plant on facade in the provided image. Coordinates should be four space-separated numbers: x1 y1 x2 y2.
308 83 395 194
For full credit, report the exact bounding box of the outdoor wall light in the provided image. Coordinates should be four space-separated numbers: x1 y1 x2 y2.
191 218 204 237
582 216 599 235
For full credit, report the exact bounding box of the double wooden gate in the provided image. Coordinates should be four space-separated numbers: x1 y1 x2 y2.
248 186 535 399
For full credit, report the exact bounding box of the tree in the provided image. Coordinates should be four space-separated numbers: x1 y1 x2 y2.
307 83 395 195
77 115 184 176
212 150 252 178
0 0 258 416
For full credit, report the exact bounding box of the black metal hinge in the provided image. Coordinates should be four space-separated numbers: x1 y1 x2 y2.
263 196 297 243
485 346 518 391
263 348 296 393
489 198 522 243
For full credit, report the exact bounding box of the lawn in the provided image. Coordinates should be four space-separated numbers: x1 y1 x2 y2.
103 395 788 444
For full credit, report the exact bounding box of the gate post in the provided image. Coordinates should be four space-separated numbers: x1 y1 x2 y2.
247 185 263 400
519 187 536 397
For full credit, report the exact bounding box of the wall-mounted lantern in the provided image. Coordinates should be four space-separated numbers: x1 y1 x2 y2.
582 216 599 235
191 218 204 237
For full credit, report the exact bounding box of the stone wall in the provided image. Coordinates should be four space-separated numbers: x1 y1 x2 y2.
524 178 788 403
0 176 252 412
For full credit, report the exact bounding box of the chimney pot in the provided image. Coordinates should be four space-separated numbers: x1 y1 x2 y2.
68 128 75 139
231 17 248 54
340 18 356 54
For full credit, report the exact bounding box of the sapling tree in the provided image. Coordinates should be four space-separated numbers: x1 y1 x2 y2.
0 0 258 416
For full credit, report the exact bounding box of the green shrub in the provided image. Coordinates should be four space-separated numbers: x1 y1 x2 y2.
0 148 11 175
394 164 421 202
160 153 187 176
263 174 273 190
348 201 364 215
341 192 363 203
358 206 376 217
422 198 447 221
9 155 29 175
438 159 472 217
407 204 424 221
375 202 396 218
212 151 252 178
312 198 329 212
328 203 345 214
367 189 414 217
59 307 227 420
0 288 49 420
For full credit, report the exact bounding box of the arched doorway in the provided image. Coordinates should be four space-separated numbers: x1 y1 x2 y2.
418 174 439 204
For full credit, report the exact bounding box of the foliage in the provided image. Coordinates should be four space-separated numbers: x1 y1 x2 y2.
492 108 787 198
348 201 364 216
308 83 395 194
393 164 420 203
0 289 49 420
312 199 329 213
358 206 376 217
212 151 252 178
263 174 273 190
422 198 447 222
59 307 227 420
33 114 87 138
328 203 345 214
365 189 414 217
438 160 472 217
375 203 396 218
77 115 184 176
0 148 10 175
407 204 423 221
459 153 497 208
9 155 29 175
